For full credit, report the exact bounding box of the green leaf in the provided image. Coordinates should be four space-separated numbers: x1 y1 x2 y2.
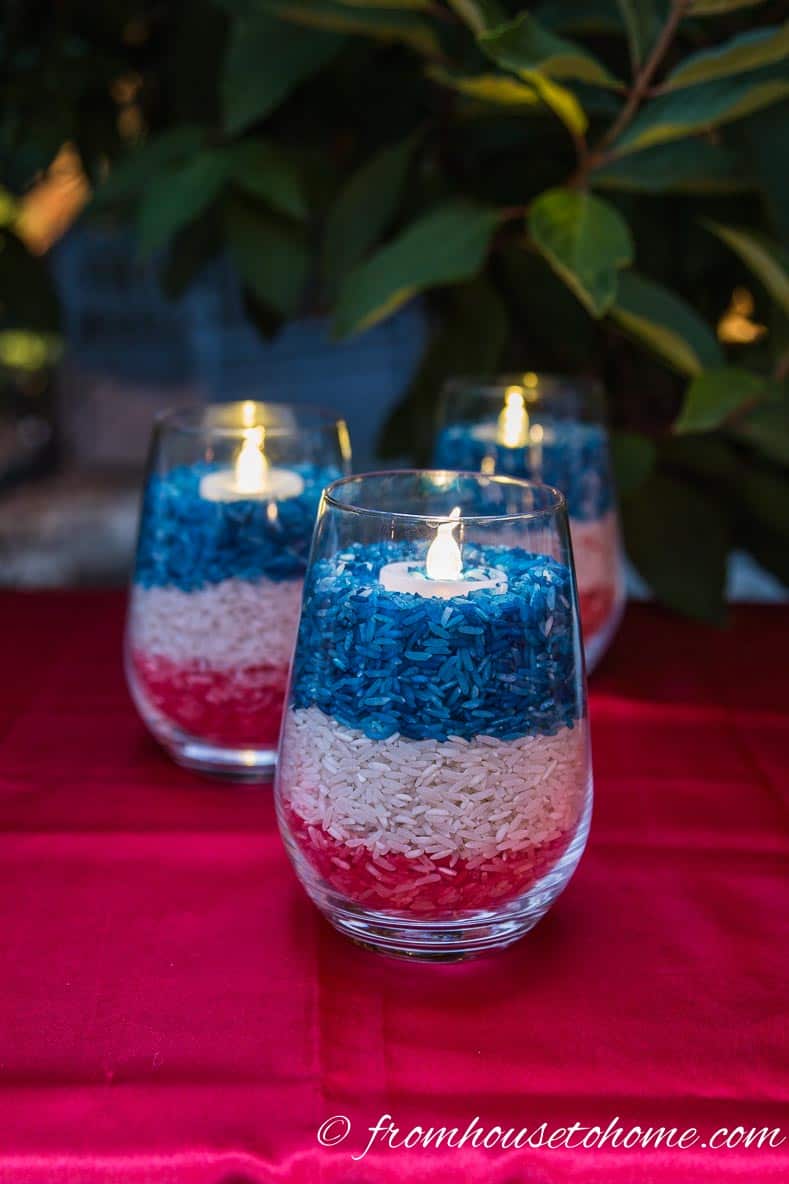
592 138 747 193
703 221 789 319
615 63 789 154
262 0 440 55
335 0 431 8
428 68 542 108
222 10 344 135
224 195 309 318
480 12 622 87
323 134 417 297
136 152 228 257
333 201 499 339
524 73 590 136
160 213 222 300
445 0 504 35
621 473 728 622
730 388 789 464
610 430 657 496
91 127 204 208
610 271 723 375
535 0 624 36
378 275 508 461
528 188 633 317
675 366 771 433
616 0 660 70
227 141 307 220
743 100 789 243
688 0 767 13
664 23 789 90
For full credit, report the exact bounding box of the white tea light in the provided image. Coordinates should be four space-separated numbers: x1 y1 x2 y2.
200 426 305 503
379 506 507 599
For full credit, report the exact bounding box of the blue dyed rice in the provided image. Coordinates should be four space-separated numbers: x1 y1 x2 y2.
134 462 340 590
291 542 583 743
433 421 614 521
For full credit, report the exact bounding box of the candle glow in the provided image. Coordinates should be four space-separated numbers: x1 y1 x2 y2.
235 427 269 495
426 506 462 581
497 387 529 449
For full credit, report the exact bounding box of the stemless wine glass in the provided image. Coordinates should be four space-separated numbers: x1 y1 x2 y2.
434 375 625 671
125 401 351 780
276 471 592 960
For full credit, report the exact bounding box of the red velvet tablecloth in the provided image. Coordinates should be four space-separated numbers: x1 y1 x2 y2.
0 592 787 1183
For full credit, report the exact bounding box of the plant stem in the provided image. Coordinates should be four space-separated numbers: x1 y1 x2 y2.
571 0 690 187
598 0 690 152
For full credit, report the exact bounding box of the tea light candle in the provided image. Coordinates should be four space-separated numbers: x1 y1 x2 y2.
468 387 556 459
379 507 507 599
199 426 305 503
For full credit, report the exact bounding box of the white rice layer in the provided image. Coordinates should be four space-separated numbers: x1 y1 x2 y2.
280 706 589 864
569 509 622 593
129 577 303 670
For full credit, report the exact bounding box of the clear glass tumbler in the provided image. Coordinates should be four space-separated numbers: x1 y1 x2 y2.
434 375 625 671
276 471 592 959
125 401 351 780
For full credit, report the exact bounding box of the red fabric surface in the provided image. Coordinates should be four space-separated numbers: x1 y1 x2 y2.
0 591 787 1183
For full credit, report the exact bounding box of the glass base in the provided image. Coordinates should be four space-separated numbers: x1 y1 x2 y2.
322 897 552 962
168 737 276 782
126 654 277 782
282 797 591 961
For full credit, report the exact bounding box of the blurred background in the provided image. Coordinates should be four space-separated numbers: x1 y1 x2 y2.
1 0 787 613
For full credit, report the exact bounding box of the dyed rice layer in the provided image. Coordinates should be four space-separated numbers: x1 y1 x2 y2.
292 542 580 742
434 422 614 521
569 511 623 640
135 462 341 590
279 706 589 913
128 576 302 747
131 652 286 746
129 578 303 670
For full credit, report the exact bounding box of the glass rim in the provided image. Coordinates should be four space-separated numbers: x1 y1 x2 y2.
154 401 349 439
323 470 567 524
442 372 604 397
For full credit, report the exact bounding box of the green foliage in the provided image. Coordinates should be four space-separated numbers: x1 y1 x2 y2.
615 63 789 154
480 13 622 87
136 152 228 256
529 189 633 315
663 23 789 90
675 366 772 432
703 221 789 318
610 430 657 495
323 134 418 297
592 139 747 193
616 0 661 70
332 201 500 338
378 275 509 460
2 0 789 617
610 271 723 375
621 473 729 623
222 9 344 134
224 194 309 317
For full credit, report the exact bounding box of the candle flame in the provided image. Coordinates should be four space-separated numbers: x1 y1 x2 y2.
497 386 529 448
235 426 269 494
426 506 462 581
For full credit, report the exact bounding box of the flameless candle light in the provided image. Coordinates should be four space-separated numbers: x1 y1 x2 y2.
199 409 305 503
469 379 556 462
379 506 507 599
